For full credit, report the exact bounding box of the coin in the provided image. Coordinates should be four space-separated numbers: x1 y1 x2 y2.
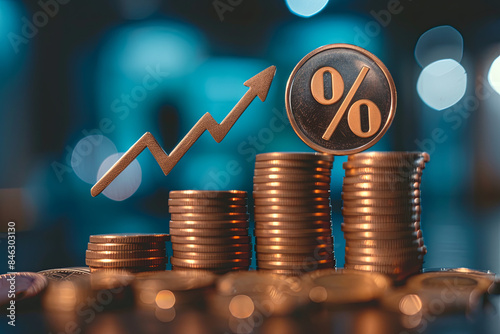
258 253 333 262
169 227 248 237
89 233 170 244
253 182 331 191
343 159 427 169
350 151 430 162
255 152 334 162
256 221 332 229
168 205 247 214
85 249 166 259
346 238 424 249
254 204 331 214
253 189 331 198
254 197 330 206
344 254 424 266
344 166 424 176
254 167 332 176
254 212 331 221
342 197 420 207
254 174 331 183
85 257 167 268
168 198 247 206
170 213 249 221
342 182 420 191
341 222 420 232
254 228 332 237
38 267 91 281
341 190 421 200
257 259 334 270
0 272 48 307
90 265 166 273
172 243 251 253
285 44 396 155
342 215 420 224
406 272 492 295
169 190 247 199
302 269 391 304
256 236 333 246
87 242 165 251
343 230 422 240
169 220 248 229
255 244 333 254
254 160 333 169
170 235 251 245
342 206 420 216
170 257 250 269
344 263 421 275
345 246 426 257
343 174 421 184
173 251 251 260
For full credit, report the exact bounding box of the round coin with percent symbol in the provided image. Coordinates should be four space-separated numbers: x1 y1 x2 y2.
285 44 397 155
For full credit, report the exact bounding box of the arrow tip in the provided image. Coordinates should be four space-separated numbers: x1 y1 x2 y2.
244 65 276 102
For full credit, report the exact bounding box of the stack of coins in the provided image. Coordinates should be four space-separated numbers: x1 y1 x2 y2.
342 151 429 281
85 234 169 273
169 190 251 274
253 152 335 276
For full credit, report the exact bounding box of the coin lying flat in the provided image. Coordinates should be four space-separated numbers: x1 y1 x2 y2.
170 257 250 269
172 243 251 253
254 204 331 214
38 267 91 281
256 236 333 246
254 167 332 176
170 227 249 237
341 222 419 232
85 257 167 268
256 152 334 162
172 251 250 260
168 198 247 206
286 44 396 155
169 220 248 229
170 213 249 221
169 205 247 214
254 182 331 191
171 235 251 245
341 190 421 200
89 233 170 244
350 151 430 162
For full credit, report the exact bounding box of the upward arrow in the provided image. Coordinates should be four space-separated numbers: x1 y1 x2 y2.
91 65 276 197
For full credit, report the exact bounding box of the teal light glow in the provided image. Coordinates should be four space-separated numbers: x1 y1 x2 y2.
488 55 500 95
285 0 329 18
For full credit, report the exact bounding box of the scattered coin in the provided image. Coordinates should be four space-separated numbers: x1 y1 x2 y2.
0 272 48 307
38 267 91 280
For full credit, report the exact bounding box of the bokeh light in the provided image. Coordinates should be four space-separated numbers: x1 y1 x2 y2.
71 135 117 184
488 55 500 95
285 0 329 18
97 153 142 201
415 25 463 68
155 290 176 309
399 294 422 316
229 295 255 319
417 59 467 110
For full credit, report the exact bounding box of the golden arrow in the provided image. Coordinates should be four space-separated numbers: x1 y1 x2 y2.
91 65 276 197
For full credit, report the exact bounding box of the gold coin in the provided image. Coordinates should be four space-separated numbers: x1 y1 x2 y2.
254 228 332 237
253 182 331 191
345 246 426 257
254 197 330 206
345 254 424 266
168 205 247 214
258 252 334 262
85 249 165 260
253 189 331 198
254 212 331 221
255 152 334 162
170 235 250 245
87 242 165 251
170 213 249 221
254 167 332 176
169 220 248 229
254 204 331 214
254 174 331 183
256 236 333 246
254 160 333 169
342 206 420 216
172 251 251 260
346 238 424 249
172 243 251 253
343 174 421 184
169 190 247 199
168 198 247 206
342 197 420 207
256 220 331 229
343 230 422 240
170 257 250 268
342 215 420 224
90 264 166 273
341 221 420 232
342 182 421 191
344 166 424 176
85 257 166 268
169 227 248 237
341 189 421 200
406 272 492 294
255 244 333 254
349 151 430 162
343 263 422 275
89 234 169 244
257 259 334 270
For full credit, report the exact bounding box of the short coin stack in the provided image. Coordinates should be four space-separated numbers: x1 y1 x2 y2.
169 190 251 274
86 234 169 273
253 152 335 276
342 151 429 281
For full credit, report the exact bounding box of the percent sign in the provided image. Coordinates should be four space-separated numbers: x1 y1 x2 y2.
310 65 382 140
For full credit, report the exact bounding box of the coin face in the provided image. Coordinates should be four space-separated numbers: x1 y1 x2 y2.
286 44 396 155
38 267 91 281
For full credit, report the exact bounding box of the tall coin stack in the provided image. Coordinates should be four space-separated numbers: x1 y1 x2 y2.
86 234 169 273
168 190 251 274
342 152 429 281
253 152 335 276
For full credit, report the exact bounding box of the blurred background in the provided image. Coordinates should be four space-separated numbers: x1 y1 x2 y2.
0 0 499 274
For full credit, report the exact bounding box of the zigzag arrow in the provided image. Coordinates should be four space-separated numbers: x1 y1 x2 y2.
91 65 276 197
